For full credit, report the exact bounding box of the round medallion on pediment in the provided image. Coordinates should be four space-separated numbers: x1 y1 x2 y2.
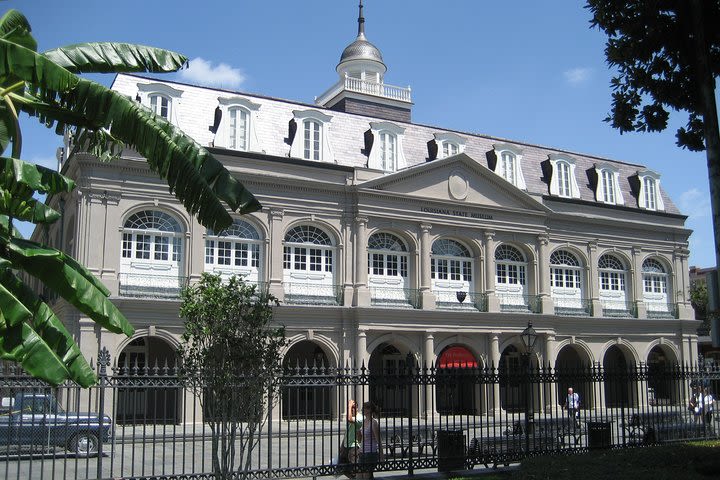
448 170 468 200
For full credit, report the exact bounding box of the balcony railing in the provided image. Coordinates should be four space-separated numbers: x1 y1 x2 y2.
118 273 188 299
370 287 420 309
434 290 487 312
646 302 677 319
553 297 592 316
600 300 637 318
497 293 541 313
316 76 412 106
283 283 343 306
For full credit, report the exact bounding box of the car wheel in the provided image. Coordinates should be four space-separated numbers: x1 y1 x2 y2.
69 432 99 457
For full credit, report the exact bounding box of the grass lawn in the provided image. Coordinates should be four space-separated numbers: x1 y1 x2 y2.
509 441 720 480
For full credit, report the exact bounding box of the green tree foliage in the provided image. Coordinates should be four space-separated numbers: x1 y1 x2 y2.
179 274 285 480
0 9 261 386
588 0 720 342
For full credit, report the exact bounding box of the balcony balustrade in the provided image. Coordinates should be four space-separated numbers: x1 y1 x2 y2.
316 76 412 106
553 297 592 316
369 287 420 309
434 290 487 312
497 293 541 314
283 283 343 306
646 302 677 319
600 300 637 318
118 273 188 299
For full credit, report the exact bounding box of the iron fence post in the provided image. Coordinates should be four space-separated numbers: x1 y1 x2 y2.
96 347 110 480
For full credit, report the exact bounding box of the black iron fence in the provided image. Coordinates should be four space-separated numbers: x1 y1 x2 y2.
1 353 719 480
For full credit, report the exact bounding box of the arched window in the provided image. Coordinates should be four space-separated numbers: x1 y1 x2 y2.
557 161 571 198
303 120 321 161
598 254 629 315
368 232 408 278
550 249 585 313
205 220 262 283
229 107 249 151
149 94 171 120
120 210 184 297
643 177 657 210
441 141 459 158
432 239 472 283
282 226 336 304
499 152 516 184
601 170 616 204
642 258 671 316
495 244 526 287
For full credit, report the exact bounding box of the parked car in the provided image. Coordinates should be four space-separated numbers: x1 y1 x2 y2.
0 393 112 456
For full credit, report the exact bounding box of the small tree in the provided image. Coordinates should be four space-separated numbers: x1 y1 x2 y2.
179 274 285 480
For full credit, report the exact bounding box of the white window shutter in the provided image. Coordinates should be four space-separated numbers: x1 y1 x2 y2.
549 160 560 195
594 167 605 202
655 179 665 210
515 154 527 190
613 171 625 205
569 163 581 198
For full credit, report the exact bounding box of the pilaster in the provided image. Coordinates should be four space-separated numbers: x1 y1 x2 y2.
354 216 370 306
537 234 554 314
419 223 436 309
484 231 499 312
268 209 285 301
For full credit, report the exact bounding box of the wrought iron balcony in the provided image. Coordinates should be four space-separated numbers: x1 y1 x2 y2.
369 287 420 309
434 290 487 312
118 273 188 299
283 283 343 306
646 302 677 319
497 293 541 313
600 300 637 318
552 297 592 316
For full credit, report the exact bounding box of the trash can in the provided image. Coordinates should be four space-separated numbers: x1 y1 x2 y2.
437 429 465 472
586 421 612 449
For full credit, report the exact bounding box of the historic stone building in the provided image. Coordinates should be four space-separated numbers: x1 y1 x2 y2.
37 4 697 421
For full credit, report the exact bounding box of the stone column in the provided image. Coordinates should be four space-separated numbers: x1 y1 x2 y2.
675 247 694 319
490 333 501 413
544 334 557 411
588 241 603 317
423 333 435 417
631 246 646 318
268 209 285 301
419 223 436 309
484 231 499 312
356 330 370 403
537 234 554 314
354 216 370 306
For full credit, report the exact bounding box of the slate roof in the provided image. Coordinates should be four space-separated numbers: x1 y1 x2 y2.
111 73 681 216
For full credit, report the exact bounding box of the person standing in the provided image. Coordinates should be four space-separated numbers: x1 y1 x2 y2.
343 400 364 478
358 402 383 479
702 387 714 431
564 387 580 426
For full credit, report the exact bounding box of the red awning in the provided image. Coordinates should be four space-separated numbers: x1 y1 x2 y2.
438 346 478 369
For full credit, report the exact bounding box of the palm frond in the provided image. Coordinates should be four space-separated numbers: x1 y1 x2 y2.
44 43 187 74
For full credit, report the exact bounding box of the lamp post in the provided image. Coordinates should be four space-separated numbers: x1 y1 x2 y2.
519 321 538 455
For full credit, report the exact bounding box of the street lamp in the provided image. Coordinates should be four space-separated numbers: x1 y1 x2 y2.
519 321 537 454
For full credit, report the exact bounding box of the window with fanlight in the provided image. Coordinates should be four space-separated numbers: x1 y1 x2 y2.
598 254 628 312
431 239 473 305
550 249 584 310
205 220 262 283
642 258 671 315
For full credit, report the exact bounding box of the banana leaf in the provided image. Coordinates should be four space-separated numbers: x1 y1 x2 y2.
0 213 22 237
0 156 74 193
4 238 134 336
0 103 14 155
0 278 32 327
0 269 96 386
44 43 187 74
0 37 77 95
0 10 37 52
0 189 60 223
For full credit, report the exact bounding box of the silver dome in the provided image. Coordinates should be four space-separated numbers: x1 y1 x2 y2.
338 35 384 65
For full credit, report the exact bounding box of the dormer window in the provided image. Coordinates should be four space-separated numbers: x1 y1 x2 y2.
433 132 466 159
636 170 665 211
150 94 171 120
290 110 334 162
229 107 248 150
594 164 624 205
368 121 407 172
547 154 581 198
137 82 183 125
217 96 261 152
492 144 526 189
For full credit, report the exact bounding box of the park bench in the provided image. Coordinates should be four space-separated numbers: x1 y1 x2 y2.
621 411 705 444
467 420 559 469
382 428 436 457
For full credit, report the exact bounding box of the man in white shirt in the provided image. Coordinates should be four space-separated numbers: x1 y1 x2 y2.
565 387 580 426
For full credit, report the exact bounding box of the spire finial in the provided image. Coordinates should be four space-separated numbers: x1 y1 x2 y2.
357 0 365 38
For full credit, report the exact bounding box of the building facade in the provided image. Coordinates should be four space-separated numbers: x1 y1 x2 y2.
36 4 697 421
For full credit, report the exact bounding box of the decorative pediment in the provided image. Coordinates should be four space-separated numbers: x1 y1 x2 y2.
358 153 547 212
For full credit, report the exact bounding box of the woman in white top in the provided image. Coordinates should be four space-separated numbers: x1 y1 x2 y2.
702 387 714 428
358 402 383 479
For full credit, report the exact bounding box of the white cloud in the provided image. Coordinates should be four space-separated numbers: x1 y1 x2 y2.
563 67 591 86
679 188 711 219
179 57 245 88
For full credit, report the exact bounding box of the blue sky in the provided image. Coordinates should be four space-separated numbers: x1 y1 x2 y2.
13 0 714 266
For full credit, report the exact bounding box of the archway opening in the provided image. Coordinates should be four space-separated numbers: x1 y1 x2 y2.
647 345 678 405
499 345 538 412
554 345 594 409
436 346 481 415
369 343 414 417
603 345 636 408
282 341 332 420
116 336 181 424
